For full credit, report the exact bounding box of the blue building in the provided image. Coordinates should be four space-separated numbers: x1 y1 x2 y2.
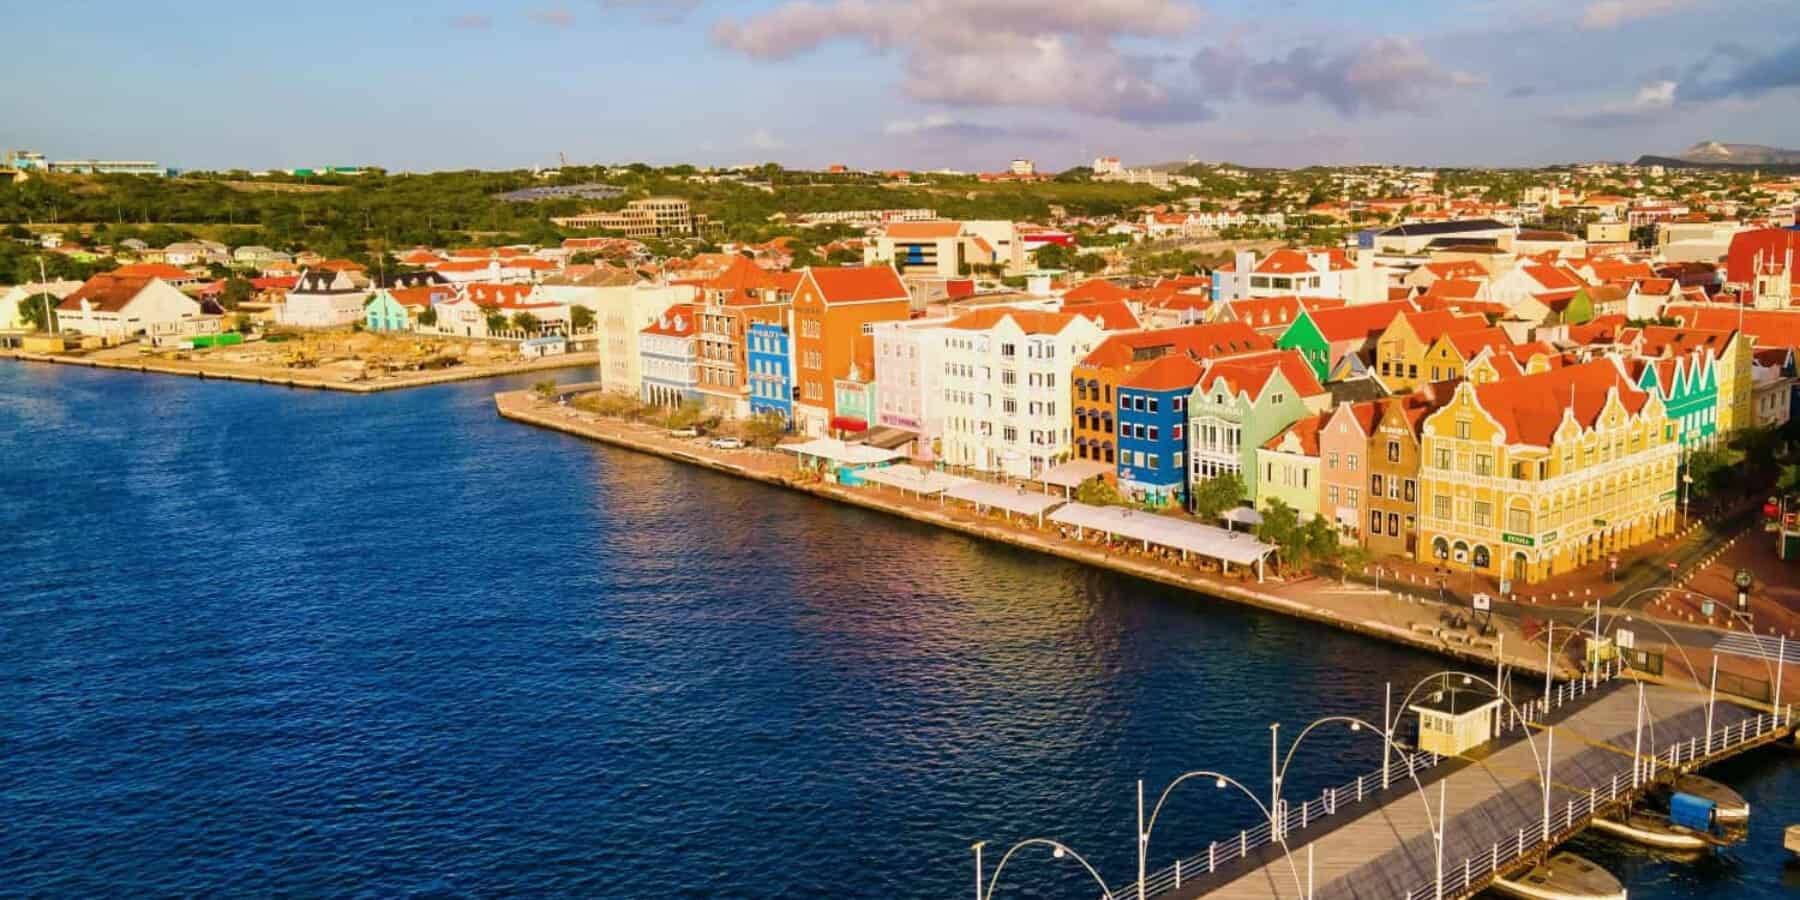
747 319 794 424
1114 355 1199 508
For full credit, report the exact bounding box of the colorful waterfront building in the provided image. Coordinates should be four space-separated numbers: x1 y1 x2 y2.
938 307 1107 477
639 303 698 407
1254 414 1325 520
1277 300 1417 384
1070 322 1272 477
746 318 793 423
1116 355 1200 507
1320 400 1380 542
1416 359 1679 584
1631 350 1718 450
1371 309 1488 392
1187 350 1330 501
791 266 911 437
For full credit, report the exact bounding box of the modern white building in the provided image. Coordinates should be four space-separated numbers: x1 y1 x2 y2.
937 307 1107 477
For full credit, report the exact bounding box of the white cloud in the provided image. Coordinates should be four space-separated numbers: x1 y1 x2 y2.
1579 0 1694 30
712 0 1211 123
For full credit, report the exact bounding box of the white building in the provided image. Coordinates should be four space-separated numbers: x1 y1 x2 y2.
590 283 696 397
55 274 220 345
280 269 370 328
0 280 82 330
937 307 1107 477
872 318 952 461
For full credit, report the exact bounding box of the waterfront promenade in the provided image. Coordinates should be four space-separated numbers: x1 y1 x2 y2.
495 387 1566 678
0 347 595 393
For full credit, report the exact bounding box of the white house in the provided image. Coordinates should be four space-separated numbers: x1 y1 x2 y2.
55 273 220 345
937 306 1107 477
0 280 82 330
279 269 369 328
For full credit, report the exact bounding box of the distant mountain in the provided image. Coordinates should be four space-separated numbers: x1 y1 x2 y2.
1638 141 1800 169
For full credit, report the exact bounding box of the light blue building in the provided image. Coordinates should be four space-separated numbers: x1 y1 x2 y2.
747 319 793 424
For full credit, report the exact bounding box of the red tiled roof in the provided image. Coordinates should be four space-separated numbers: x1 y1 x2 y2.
805 266 908 304
1469 359 1650 447
111 262 192 281
1121 353 1204 391
1304 300 1416 342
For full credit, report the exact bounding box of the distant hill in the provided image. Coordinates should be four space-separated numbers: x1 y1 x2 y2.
1637 141 1800 172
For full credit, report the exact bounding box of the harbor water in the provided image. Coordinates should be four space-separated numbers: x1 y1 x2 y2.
1 361 1793 898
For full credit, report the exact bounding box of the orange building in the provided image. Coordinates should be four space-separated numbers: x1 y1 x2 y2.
1070 321 1272 475
791 266 911 436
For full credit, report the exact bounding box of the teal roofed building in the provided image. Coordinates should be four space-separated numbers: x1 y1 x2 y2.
1635 351 1718 449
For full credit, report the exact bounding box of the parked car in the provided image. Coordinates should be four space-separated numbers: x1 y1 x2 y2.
708 436 745 450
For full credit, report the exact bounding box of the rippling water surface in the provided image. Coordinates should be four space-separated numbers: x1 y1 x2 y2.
1 362 1793 898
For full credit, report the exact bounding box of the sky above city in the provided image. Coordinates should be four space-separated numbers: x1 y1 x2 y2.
5 0 1799 172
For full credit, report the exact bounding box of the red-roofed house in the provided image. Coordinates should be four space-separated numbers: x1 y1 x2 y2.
792 266 911 435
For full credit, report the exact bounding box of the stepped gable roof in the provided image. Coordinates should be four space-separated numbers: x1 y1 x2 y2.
1470 359 1649 447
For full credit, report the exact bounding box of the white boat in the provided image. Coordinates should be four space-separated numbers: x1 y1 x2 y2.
1491 851 1627 900
1591 811 1711 850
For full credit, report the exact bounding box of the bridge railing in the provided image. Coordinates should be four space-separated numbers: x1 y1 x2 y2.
1398 703 1794 900
1127 751 1443 897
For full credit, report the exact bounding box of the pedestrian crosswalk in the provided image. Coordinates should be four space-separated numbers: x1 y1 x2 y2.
1712 631 1797 664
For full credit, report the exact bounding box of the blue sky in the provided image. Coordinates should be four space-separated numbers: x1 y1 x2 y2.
4 0 1797 172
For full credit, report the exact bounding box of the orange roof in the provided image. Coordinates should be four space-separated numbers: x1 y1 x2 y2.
1263 414 1324 455
1469 359 1650 447
1304 300 1416 342
111 262 191 280
1121 353 1205 391
944 306 1079 335
883 221 962 239
1078 322 1273 370
641 303 696 337
805 266 908 304
1199 349 1325 400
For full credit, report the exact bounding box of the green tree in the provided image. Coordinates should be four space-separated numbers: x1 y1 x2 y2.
1190 472 1245 520
569 305 594 330
16 292 58 331
741 411 790 447
220 276 253 310
1075 476 1128 507
1032 243 1073 269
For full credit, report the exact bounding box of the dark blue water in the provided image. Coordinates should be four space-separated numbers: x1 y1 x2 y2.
1 362 1793 898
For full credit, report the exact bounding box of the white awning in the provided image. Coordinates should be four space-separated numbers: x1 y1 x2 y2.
1037 459 1113 490
944 481 1067 518
858 465 970 495
1050 502 1276 565
778 438 904 466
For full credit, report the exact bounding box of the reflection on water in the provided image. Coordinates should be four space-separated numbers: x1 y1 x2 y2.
0 362 1791 899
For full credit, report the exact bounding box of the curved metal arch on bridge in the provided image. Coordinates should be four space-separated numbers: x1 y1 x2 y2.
977 837 1117 900
1272 714 1442 842
1140 769 1307 900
